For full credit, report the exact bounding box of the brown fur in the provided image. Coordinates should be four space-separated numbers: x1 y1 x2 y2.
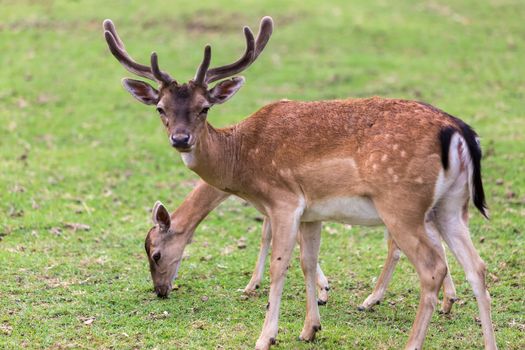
192 98 455 202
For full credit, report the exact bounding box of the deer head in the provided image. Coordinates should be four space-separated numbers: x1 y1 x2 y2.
144 201 186 298
103 17 273 151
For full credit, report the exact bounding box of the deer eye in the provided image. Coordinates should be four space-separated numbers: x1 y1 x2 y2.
156 107 165 115
152 252 161 262
200 107 209 115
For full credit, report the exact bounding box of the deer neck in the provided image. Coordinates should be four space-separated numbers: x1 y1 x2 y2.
169 181 230 234
180 122 239 192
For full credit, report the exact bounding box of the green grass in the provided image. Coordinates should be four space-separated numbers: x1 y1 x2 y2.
1 0 524 348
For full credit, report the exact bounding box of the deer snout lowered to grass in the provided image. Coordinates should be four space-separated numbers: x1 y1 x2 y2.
104 16 497 350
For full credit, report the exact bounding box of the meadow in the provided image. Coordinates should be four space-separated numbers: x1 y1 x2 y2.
1 0 524 348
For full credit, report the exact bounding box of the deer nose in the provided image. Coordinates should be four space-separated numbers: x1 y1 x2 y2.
155 284 172 298
170 133 191 149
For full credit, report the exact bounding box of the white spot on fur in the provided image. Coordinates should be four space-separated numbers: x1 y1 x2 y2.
381 154 388 162
401 150 407 157
415 177 424 184
393 175 399 182
279 168 293 177
387 167 394 175
372 163 378 170
393 144 399 150
318 157 357 169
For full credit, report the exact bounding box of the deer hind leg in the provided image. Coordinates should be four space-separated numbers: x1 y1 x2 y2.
245 217 272 293
316 261 330 305
359 225 457 314
255 204 302 350
435 204 497 349
307 222 329 305
438 243 457 314
359 230 401 311
376 205 448 350
298 221 323 341
425 219 458 314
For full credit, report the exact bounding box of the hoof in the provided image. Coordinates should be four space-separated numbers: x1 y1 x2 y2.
440 297 458 314
317 299 327 306
299 324 321 342
357 305 366 311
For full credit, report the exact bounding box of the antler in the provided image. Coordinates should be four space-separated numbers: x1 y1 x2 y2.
194 16 274 85
103 19 173 85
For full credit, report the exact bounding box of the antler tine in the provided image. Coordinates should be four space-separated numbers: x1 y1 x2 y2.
204 16 273 84
194 45 212 84
103 19 125 50
103 19 171 84
151 52 173 85
253 16 274 61
204 26 256 84
104 30 156 81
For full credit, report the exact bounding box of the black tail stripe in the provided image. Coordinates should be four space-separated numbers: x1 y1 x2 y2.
439 127 455 170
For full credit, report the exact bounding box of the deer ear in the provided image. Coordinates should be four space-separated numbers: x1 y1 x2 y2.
122 78 159 105
208 76 245 104
152 201 171 231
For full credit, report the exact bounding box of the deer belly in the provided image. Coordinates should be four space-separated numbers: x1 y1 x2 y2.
302 196 383 226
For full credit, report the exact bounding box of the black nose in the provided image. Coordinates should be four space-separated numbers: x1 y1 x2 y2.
170 134 190 148
155 285 171 298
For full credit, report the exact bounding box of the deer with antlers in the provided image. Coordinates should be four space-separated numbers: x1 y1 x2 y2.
103 16 496 350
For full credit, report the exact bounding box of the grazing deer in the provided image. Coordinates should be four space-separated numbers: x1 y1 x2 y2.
103 16 496 350
144 180 330 304
144 179 457 313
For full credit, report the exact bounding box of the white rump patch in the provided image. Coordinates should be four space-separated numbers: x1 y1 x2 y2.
433 133 472 208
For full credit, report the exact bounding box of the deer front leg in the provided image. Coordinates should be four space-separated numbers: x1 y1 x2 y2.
297 227 329 305
359 230 401 311
298 221 322 341
255 205 302 350
245 217 272 293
